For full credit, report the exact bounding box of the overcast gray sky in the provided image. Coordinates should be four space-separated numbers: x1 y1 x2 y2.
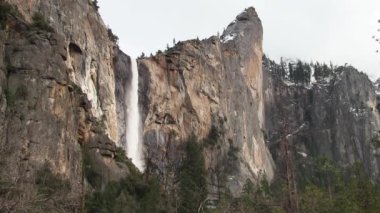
98 0 380 80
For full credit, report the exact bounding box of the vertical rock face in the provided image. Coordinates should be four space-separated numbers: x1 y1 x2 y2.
1 30 84 208
375 78 380 94
5 0 128 142
139 7 274 196
264 66 380 178
0 0 132 210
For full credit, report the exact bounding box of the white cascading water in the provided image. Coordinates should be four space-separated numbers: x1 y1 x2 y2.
126 58 144 171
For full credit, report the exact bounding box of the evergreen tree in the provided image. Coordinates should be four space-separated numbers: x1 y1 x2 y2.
92 0 99 11
300 185 331 213
294 60 305 84
280 57 287 79
288 63 294 81
313 157 340 201
313 62 323 81
178 134 207 213
304 63 311 84
348 162 380 213
322 63 333 79
313 62 334 81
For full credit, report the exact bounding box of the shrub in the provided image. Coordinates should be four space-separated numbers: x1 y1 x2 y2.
31 12 53 32
0 1 12 29
0 178 24 212
227 145 240 160
85 150 169 212
4 85 28 108
35 163 70 196
371 131 380 148
114 146 141 177
68 82 82 94
114 147 128 163
0 178 15 197
4 89 15 107
209 125 220 141
107 28 119 43
204 125 222 147
16 85 28 100
83 149 102 188
91 0 99 11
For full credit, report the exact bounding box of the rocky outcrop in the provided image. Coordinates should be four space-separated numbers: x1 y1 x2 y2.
139 7 275 196
139 5 380 195
376 78 380 113
0 28 85 210
5 0 130 143
0 0 132 211
264 65 380 179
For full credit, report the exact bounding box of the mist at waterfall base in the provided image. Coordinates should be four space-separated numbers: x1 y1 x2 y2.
125 59 144 171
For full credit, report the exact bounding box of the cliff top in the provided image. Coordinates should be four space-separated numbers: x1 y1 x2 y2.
221 6 262 43
236 7 259 21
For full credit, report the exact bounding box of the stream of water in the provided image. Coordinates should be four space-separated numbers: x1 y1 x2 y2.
126 58 144 171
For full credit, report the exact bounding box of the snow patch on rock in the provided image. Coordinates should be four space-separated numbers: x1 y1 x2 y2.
221 33 237 43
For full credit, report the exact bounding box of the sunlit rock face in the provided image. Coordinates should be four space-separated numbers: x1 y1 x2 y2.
0 0 132 210
139 7 275 196
5 0 127 142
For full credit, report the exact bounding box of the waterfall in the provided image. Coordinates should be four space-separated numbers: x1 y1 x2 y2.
126 58 144 171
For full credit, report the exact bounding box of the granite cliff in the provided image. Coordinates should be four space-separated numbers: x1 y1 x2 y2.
138 6 380 198
0 0 132 211
0 0 379 212
263 63 380 181
139 8 274 197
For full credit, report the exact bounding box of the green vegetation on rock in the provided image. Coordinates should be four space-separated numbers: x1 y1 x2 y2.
31 12 54 32
263 55 339 84
371 131 380 148
178 134 208 213
84 135 209 213
0 1 21 30
4 88 15 107
107 28 119 43
85 173 166 213
84 146 171 213
91 0 99 11
83 148 103 188
0 1 12 29
35 163 71 197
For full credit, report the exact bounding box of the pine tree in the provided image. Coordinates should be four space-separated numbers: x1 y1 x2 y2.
294 60 304 84
280 57 287 79
313 62 322 81
178 134 207 213
289 63 294 81
349 162 379 213
304 63 311 84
